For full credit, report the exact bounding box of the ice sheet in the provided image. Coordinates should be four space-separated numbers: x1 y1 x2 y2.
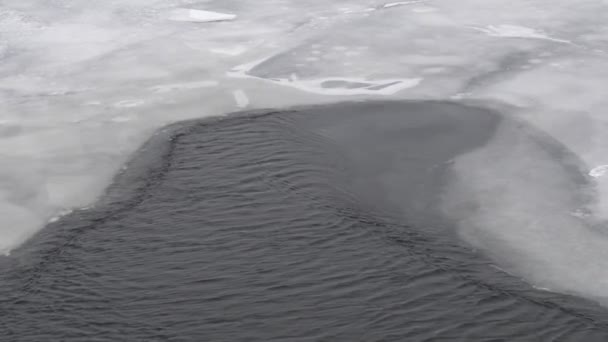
3 0 608 303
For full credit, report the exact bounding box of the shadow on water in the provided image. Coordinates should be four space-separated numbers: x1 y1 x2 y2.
1 101 608 341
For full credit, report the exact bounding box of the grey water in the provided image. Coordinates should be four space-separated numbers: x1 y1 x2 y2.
2 101 608 341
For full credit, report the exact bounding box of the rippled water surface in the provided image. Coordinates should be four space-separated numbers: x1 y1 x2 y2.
2 102 608 341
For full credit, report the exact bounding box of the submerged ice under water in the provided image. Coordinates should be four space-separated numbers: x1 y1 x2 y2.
3 0 608 303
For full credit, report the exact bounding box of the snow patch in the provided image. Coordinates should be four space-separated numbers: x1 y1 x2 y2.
383 1 425 8
210 46 248 56
114 99 145 108
590 165 608 178
169 9 236 23
471 24 571 43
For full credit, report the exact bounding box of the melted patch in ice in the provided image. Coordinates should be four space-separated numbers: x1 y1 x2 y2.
228 58 421 96
284 77 422 95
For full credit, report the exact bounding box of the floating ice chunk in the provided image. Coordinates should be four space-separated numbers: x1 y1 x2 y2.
471 24 571 43
169 8 236 23
590 165 608 178
233 90 249 108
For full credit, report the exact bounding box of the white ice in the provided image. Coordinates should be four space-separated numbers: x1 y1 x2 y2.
3 0 608 304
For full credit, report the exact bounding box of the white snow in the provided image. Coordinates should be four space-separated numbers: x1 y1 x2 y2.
471 24 571 43
383 1 424 9
590 165 608 178
210 47 249 56
169 9 237 23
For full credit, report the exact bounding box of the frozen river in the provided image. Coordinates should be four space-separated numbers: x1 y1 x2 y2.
4 0 608 333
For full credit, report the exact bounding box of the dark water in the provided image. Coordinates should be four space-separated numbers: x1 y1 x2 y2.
2 101 608 341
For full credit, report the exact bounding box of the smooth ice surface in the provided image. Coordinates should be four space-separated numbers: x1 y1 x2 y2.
3 0 608 303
